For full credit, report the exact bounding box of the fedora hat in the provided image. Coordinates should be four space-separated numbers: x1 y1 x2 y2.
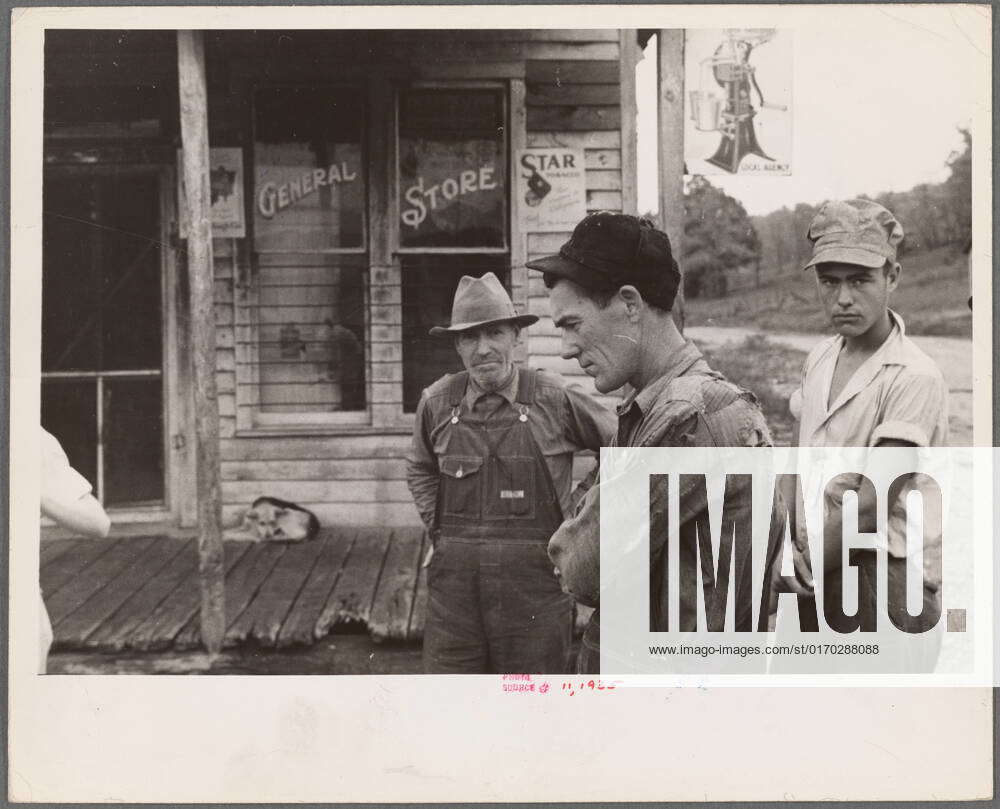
429 272 538 336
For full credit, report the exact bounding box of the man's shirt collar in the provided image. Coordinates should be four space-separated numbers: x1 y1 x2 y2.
615 340 705 418
465 366 519 409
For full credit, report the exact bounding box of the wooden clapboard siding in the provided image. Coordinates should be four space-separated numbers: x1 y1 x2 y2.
222 480 412 505
221 458 408 482
527 105 621 132
221 433 410 462
526 84 621 107
197 30 633 527
223 502 419 529
521 42 629 387
527 131 621 149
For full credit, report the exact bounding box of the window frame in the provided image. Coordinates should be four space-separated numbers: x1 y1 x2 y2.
236 81 372 432
250 82 370 256
234 76 528 435
394 80 510 256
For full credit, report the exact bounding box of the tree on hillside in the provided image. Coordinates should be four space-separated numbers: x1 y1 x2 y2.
751 127 971 279
682 176 761 298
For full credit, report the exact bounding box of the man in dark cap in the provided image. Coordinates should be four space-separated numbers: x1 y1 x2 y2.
407 272 615 674
527 212 775 673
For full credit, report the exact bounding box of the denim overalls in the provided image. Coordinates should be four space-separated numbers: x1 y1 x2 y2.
423 368 573 673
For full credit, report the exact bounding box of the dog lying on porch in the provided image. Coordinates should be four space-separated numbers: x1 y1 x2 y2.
223 496 320 543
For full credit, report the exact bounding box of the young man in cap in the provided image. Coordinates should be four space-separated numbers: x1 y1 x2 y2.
407 272 615 674
527 212 775 673
779 200 948 661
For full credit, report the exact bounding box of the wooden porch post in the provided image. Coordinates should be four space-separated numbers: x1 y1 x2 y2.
177 30 225 656
657 29 686 332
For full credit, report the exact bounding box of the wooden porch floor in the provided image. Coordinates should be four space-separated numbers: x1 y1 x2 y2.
41 527 428 653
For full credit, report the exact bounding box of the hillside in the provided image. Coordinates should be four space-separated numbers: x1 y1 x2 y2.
684 245 971 338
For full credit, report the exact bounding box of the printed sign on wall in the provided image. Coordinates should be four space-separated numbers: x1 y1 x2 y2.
684 29 792 176
177 147 246 238
516 148 586 232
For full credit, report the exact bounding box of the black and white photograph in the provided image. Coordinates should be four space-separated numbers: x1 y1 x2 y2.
6 3 994 803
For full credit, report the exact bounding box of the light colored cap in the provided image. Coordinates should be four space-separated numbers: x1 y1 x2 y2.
804 199 904 270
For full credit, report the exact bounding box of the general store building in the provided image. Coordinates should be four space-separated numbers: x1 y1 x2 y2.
42 29 682 536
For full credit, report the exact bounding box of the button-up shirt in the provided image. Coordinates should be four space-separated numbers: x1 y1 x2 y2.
792 310 948 448
407 366 616 530
548 340 774 620
790 310 948 582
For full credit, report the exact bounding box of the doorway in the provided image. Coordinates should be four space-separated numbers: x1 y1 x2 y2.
41 167 175 514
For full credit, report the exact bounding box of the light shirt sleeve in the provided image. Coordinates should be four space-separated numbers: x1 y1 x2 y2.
41 428 93 507
870 371 948 448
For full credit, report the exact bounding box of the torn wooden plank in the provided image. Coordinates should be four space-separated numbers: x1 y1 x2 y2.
276 531 356 647
174 542 286 649
368 527 424 642
315 527 392 635
231 539 327 647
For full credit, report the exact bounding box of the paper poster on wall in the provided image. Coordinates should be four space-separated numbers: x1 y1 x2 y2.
177 147 246 238
684 29 792 176
516 148 586 232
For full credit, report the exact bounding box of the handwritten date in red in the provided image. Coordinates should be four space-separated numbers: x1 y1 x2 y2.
500 674 616 695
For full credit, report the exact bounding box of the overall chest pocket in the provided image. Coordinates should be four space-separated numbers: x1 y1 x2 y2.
439 456 484 520
484 455 536 520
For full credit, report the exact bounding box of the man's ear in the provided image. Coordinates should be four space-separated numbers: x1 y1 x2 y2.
885 261 901 292
617 285 644 320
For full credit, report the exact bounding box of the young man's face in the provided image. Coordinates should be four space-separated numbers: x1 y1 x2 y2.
548 278 636 393
814 261 899 338
454 322 519 391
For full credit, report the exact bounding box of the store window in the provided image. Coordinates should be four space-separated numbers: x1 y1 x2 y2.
397 86 509 411
243 86 368 422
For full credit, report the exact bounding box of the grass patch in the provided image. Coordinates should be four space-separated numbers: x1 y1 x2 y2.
695 334 807 448
686 245 971 338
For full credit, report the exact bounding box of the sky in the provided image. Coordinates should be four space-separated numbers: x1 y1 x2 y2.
636 6 988 217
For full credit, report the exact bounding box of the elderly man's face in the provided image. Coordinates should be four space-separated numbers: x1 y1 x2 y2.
548 278 636 393
454 323 519 391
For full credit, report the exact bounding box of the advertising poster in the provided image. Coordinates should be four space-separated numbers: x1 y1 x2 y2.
516 147 587 232
177 146 246 238
685 28 793 176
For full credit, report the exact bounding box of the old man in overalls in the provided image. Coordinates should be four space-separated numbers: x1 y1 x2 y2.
407 272 614 674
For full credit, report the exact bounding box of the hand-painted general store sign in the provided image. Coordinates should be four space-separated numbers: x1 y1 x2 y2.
398 138 506 248
516 148 586 233
401 165 499 228
257 162 358 218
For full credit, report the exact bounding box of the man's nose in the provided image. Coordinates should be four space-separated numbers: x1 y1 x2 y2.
836 283 854 307
560 333 579 360
476 336 492 354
